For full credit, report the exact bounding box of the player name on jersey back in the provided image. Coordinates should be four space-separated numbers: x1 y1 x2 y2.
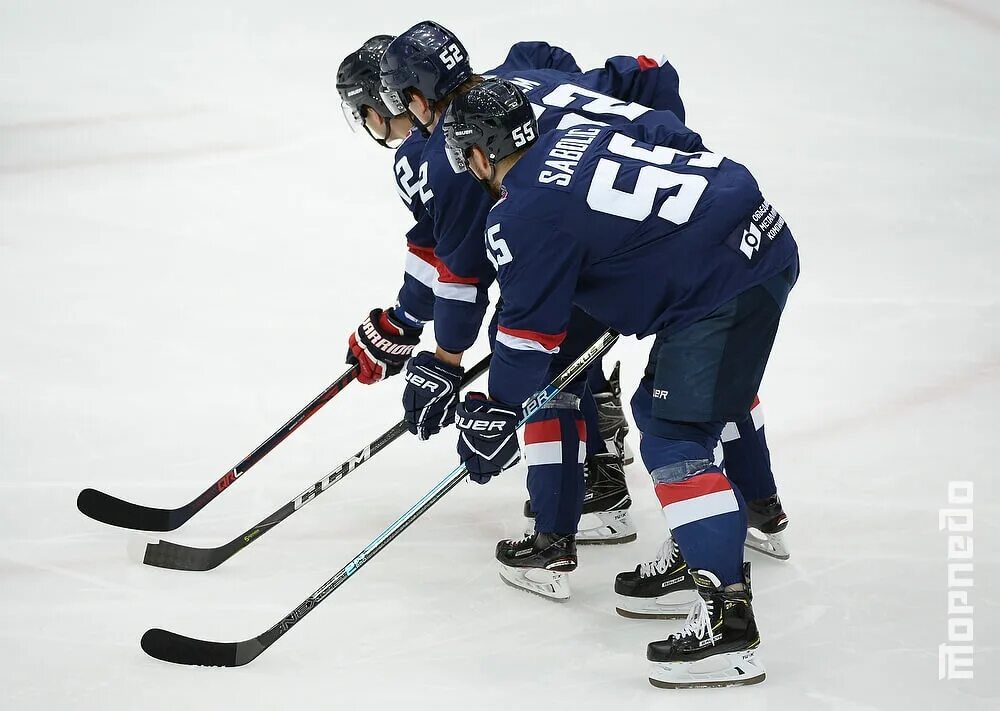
537 126 602 189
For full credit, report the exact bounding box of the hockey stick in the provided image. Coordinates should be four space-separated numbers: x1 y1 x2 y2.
77 366 360 532
140 330 619 667
137 354 492 571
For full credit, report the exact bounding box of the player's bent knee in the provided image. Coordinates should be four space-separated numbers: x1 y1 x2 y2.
541 391 581 411
648 458 715 485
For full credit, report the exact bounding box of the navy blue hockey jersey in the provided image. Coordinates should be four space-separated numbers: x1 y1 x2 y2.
485 112 799 405
391 128 436 325
392 41 582 326
408 47 685 352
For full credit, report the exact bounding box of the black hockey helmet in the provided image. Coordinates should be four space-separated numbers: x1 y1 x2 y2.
443 77 538 176
378 21 471 121
336 35 397 145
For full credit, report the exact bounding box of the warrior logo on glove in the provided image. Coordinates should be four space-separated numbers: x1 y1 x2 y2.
347 307 422 384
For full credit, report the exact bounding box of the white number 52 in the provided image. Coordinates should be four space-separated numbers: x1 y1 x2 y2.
439 43 464 70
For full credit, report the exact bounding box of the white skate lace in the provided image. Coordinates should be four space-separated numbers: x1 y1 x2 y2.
670 596 714 643
511 533 534 548
638 538 679 578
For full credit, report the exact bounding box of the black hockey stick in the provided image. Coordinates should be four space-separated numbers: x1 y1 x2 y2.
137 354 492 571
140 330 619 667
77 366 360 532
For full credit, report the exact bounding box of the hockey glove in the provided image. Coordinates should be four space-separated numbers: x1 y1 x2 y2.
402 352 465 440
455 393 522 484
347 307 422 384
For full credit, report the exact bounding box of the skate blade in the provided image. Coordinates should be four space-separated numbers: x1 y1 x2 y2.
615 591 698 620
616 607 688 620
744 529 790 560
498 564 570 602
648 649 766 689
577 510 637 545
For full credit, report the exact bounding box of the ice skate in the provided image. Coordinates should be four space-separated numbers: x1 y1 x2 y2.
744 494 790 560
496 532 576 601
523 452 636 544
594 361 635 465
647 565 765 689
614 538 699 619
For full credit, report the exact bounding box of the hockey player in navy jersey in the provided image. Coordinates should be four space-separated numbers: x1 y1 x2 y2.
373 20 702 546
336 30 651 542
372 20 792 572
443 78 799 688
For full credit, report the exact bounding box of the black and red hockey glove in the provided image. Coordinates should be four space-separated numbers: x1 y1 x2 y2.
346 307 422 384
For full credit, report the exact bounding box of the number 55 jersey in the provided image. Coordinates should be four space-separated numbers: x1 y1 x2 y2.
419 54 686 354
486 111 800 405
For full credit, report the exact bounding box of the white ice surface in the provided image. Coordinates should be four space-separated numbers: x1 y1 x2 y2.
1 1 998 708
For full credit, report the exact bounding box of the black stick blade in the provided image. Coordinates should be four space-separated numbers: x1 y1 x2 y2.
141 539 227 572
77 488 184 531
141 629 240 667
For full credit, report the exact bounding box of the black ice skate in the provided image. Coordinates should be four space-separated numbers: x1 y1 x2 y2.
593 361 635 465
647 565 765 689
744 494 790 560
614 538 699 619
496 532 577 601
522 451 636 544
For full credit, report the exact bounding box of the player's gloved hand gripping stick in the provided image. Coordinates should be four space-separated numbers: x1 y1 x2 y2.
140 331 619 667
347 307 423 384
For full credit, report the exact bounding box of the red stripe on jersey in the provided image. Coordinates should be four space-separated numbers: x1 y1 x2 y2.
637 55 659 70
524 419 562 445
496 325 566 351
407 242 437 266
406 243 479 285
751 394 760 410
654 470 731 508
435 263 479 285
524 417 587 446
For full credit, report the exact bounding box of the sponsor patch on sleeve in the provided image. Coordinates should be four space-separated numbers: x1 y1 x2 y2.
726 199 788 261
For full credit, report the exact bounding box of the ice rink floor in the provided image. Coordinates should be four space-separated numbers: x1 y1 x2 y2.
1 1 997 708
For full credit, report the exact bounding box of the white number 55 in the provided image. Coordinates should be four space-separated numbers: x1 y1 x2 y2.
485 223 512 270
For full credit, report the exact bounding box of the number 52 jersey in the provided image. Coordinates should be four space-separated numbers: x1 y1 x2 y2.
486 111 799 405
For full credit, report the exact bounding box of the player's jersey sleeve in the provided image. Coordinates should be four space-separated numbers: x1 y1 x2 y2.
613 110 708 154
492 41 581 74
423 141 495 353
396 212 437 324
391 134 436 324
487 212 585 406
583 55 686 122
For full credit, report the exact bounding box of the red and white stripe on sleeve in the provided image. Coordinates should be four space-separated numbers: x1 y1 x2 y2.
495 325 566 355
404 243 479 304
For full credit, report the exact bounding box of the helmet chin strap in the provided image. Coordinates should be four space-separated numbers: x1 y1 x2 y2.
405 93 436 137
363 120 392 149
475 162 500 200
